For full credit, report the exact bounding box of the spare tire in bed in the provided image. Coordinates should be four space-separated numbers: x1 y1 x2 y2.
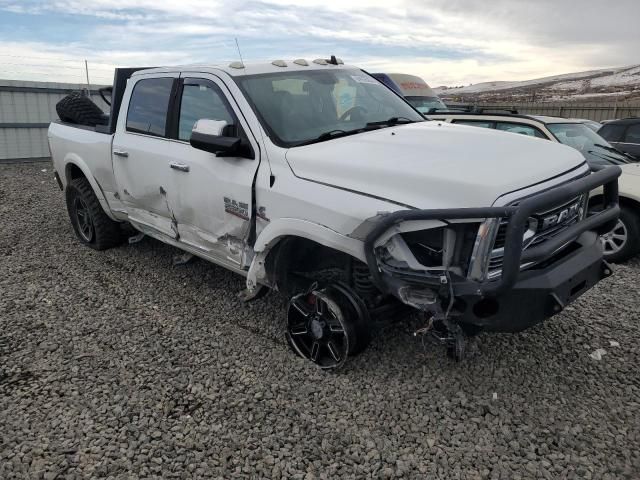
56 92 108 127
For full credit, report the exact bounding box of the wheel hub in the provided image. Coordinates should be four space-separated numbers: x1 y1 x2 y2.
310 318 325 339
73 196 94 242
601 219 627 255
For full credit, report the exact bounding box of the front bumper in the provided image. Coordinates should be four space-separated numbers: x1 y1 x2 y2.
457 231 609 332
364 165 621 333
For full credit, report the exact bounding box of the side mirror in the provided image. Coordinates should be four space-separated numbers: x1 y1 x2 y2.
189 119 253 159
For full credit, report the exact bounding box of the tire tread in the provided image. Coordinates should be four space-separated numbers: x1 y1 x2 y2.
66 177 123 250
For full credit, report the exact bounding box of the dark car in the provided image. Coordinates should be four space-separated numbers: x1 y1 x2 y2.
598 118 640 161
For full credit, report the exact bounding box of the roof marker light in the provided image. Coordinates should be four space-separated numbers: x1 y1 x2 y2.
293 59 309 66
272 60 287 67
229 61 245 69
313 58 328 65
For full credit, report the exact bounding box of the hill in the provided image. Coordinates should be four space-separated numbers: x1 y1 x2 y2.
436 65 640 103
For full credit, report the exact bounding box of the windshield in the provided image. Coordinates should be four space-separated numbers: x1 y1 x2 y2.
547 123 630 166
235 69 424 147
405 96 447 113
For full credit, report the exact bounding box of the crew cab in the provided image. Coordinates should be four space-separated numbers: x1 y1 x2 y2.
48 59 620 368
427 110 640 263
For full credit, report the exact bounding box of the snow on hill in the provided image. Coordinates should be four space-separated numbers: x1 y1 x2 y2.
436 65 640 101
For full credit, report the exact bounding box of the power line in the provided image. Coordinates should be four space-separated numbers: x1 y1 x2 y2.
0 54 120 66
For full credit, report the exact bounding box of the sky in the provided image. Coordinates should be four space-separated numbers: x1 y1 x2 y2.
0 0 638 86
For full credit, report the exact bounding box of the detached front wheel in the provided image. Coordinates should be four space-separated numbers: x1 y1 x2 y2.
286 284 370 369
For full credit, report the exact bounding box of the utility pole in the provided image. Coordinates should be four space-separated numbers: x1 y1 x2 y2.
84 60 91 98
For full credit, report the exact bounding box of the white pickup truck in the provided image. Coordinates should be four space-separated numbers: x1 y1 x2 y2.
48 59 621 368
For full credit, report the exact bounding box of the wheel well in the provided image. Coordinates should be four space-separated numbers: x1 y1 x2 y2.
265 236 370 297
65 163 86 183
590 194 640 213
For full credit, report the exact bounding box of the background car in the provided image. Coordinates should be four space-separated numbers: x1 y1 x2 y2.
427 110 640 262
598 118 640 161
370 73 447 113
570 118 603 132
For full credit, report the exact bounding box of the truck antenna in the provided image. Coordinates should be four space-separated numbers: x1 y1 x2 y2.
235 38 245 67
84 59 92 98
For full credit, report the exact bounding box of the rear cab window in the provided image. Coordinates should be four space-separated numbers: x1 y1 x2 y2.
126 77 175 137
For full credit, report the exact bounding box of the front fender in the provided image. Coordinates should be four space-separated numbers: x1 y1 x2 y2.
246 218 366 290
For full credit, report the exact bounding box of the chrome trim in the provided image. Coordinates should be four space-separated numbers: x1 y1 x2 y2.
493 164 590 207
469 184 589 282
468 218 500 281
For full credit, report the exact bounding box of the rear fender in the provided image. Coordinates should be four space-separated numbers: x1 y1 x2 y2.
62 154 118 221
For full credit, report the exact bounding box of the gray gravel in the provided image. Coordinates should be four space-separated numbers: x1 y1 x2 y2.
1 161 639 479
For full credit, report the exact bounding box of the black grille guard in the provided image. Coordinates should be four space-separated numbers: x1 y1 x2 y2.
364 165 621 297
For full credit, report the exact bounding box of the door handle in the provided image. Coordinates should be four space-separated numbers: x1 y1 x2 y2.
170 162 190 173
113 150 129 158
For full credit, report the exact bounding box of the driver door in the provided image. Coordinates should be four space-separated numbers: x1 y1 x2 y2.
167 75 261 270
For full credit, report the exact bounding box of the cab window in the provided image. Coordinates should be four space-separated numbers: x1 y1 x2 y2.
178 80 235 141
126 78 174 137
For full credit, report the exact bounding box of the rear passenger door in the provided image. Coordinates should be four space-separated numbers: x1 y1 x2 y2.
112 73 181 239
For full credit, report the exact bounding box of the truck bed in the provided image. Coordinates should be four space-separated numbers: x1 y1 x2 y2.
48 121 120 215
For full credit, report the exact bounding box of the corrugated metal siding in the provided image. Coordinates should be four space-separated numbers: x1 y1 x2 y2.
0 79 110 160
0 127 50 158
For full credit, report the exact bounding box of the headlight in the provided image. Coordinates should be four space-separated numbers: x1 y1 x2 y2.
377 222 481 278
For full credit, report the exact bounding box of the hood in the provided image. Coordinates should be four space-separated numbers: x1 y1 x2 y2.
286 122 587 209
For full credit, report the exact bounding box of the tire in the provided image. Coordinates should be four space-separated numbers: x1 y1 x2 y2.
286 284 371 369
330 283 371 355
56 92 108 126
601 206 640 263
65 177 123 250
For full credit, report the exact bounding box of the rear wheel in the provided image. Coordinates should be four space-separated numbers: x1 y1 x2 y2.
601 206 640 263
66 177 124 250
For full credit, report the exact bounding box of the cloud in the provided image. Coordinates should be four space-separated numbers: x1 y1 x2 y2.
0 0 637 85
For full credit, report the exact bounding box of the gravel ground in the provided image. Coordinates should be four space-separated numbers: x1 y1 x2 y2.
1 161 639 479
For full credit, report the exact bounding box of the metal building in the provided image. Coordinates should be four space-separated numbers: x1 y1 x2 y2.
0 79 109 160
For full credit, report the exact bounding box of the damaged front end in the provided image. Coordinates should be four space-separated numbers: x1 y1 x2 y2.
364 166 621 336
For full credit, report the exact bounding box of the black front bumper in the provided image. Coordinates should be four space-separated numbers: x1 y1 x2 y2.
457 231 610 332
364 165 621 333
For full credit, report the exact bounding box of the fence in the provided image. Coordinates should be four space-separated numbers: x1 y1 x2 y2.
450 100 640 122
0 79 109 160
2 78 640 160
